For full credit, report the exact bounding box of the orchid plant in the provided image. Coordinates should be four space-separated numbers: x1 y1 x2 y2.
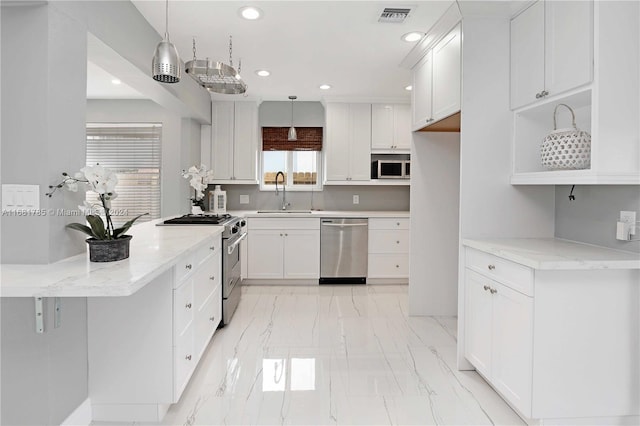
46 164 147 240
182 164 214 207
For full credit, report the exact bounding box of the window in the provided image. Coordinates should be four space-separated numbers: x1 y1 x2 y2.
260 127 322 190
86 123 161 226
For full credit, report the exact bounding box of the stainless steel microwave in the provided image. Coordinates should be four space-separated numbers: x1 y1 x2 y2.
371 160 410 179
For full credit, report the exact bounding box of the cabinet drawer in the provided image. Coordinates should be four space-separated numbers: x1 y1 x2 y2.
195 236 221 268
173 279 194 338
174 253 197 285
368 218 409 230
173 323 194 401
195 284 221 357
368 230 410 254
193 258 219 311
248 217 320 230
466 248 533 296
368 254 409 278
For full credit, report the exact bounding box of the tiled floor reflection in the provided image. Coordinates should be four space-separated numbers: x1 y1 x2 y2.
161 285 525 426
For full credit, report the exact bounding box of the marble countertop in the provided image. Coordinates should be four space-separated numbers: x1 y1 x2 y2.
463 238 640 270
230 210 410 218
1 219 224 298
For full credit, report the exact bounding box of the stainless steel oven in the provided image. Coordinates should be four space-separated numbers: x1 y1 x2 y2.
221 218 246 325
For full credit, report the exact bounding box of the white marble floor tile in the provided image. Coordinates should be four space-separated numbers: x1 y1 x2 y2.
156 285 524 426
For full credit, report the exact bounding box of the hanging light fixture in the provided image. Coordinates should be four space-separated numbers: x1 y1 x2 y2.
152 0 181 83
288 96 297 141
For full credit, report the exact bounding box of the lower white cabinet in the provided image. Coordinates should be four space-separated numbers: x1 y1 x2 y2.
88 235 222 423
247 218 320 280
462 245 639 422
367 218 410 279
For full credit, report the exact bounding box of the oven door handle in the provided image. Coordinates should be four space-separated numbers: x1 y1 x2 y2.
227 232 247 255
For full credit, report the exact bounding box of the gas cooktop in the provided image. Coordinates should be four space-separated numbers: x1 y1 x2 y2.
162 213 233 225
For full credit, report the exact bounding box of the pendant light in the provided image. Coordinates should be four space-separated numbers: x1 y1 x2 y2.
288 95 297 141
152 0 181 83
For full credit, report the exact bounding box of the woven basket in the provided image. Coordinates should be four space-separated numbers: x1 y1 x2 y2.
540 103 591 170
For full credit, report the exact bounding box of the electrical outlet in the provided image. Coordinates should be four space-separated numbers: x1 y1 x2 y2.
239 195 250 204
620 211 637 235
353 195 359 204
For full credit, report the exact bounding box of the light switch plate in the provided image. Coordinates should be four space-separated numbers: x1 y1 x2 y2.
620 211 637 235
353 195 359 204
239 194 250 204
2 184 40 211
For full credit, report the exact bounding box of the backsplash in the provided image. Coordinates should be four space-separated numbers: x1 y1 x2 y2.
209 184 410 212
555 185 640 253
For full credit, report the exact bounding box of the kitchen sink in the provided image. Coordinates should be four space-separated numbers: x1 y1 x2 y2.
256 209 313 214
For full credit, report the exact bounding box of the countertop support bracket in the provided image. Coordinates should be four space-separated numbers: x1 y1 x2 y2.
34 297 44 334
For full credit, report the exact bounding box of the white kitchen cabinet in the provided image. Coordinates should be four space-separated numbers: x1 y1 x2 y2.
510 1 593 110
88 235 222 423
461 242 640 422
367 218 409 280
205 101 258 183
412 51 433 130
325 103 372 182
511 1 639 184
411 23 461 131
371 103 411 151
247 218 320 281
432 23 462 121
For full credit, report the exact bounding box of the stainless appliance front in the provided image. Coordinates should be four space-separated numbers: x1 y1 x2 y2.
320 218 368 284
221 219 246 326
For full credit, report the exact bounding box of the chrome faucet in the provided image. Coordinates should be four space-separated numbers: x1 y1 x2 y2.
275 171 289 210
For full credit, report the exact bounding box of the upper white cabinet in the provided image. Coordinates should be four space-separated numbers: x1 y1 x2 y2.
511 1 640 184
203 101 258 183
371 103 411 151
411 23 461 131
325 103 372 182
510 1 593 110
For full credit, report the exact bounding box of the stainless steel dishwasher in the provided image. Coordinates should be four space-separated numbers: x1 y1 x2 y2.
320 218 368 284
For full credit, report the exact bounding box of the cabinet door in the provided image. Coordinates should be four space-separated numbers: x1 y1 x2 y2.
325 103 350 181
510 1 545 109
247 230 284 279
233 102 258 181
283 230 320 279
492 282 534 417
463 269 493 378
412 51 433 129
545 0 593 98
371 104 394 149
432 23 462 121
393 104 412 150
348 103 372 181
211 101 235 180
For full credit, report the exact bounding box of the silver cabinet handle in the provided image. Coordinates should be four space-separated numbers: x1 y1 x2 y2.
210 246 215 251
535 92 542 99
396 240 400 244
185 355 192 361
185 303 192 309
487 264 495 271
483 285 490 291
209 316 215 322
396 264 399 268
490 288 498 294
209 276 215 281
185 264 192 270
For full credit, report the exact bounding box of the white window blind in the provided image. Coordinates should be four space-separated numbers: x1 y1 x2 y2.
86 123 161 226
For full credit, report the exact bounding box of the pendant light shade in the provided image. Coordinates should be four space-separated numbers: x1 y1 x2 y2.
288 95 297 141
152 0 181 83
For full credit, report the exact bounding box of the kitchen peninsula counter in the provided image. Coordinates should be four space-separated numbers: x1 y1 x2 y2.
1 220 224 298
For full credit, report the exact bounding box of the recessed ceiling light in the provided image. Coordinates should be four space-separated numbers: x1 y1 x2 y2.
255 70 270 77
319 84 331 90
401 32 425 42
239 6 263 20
405 85 413 91
111 79 121 85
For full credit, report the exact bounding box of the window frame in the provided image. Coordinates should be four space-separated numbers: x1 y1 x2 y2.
259 150 323 192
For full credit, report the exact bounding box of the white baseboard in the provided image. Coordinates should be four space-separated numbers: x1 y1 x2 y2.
60 397 92 426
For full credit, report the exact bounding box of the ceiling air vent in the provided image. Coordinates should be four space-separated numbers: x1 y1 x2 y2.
378 7 412 23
